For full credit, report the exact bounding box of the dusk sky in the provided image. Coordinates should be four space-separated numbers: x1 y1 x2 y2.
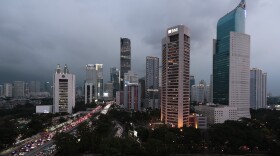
0 0 279 95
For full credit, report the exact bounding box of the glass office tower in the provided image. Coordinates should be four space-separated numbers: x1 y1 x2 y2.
120 38 131 91
213 0 250 118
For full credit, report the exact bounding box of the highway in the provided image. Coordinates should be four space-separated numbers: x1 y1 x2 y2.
25 140 54 156
4 105 103 156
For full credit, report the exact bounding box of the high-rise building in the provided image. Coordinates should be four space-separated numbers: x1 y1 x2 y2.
104 82 113 100
189 75 195 102
30 81 41 93
124 71 141 111
120 38 131 91
210 74 213 103
53 64 75 114
190 75 195 88
43 81 52 95
145 56 160 109
76 86 84 98
161 25 190 128
110 67 120 97
95 64 104 99
24 82 29 97
139 77 145 109
191 80 210 104
213 0 250 118
84 64 104 104
3 83 12 97
85 64 95 104
0 84 4 97
250 68 267 109
13 81 25 98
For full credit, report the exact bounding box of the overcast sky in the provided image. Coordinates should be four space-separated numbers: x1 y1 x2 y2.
0 0 279 95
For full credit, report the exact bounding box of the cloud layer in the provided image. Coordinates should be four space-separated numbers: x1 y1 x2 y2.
0 0 279 95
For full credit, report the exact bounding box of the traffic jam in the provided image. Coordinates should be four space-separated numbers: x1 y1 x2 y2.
10 105 103 156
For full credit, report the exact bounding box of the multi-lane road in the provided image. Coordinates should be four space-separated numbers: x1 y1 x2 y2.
4 105 103 156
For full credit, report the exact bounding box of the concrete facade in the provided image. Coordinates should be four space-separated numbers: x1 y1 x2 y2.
53 64 75 114
161 25 190 128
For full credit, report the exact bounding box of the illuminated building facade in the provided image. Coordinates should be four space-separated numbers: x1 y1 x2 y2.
84 64 104 104
161 25 190 128
120 38 131 91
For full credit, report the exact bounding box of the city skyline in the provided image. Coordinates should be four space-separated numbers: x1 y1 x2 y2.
0 0 279 95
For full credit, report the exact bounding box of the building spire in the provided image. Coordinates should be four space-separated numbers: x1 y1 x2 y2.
238 0 246 9
64 64 69 74
56 64 61 74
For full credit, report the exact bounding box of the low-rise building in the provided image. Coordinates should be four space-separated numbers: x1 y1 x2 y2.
36 105 53 113
195 104 237 124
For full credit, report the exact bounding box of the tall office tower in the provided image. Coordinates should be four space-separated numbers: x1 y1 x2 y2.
13 81 25 98
24 82 29 97
43 81 52 95
210 74 213 103
53 64 75 114
4 83 12 97
213 0 251 118
190 75 195 88
139 77 146 108
159 66 162 87
250 68 267 109
95 64 104 99
120 38 131 91
161 25 190 128
145 56 160 109
110 67 120 97
30 81 41 93
0 84 4 97
84 64 104 104
191 80 210 104
124 71 141 111
189 76 195 102
104 82 113 100
76 86 83 98
85 64 95 104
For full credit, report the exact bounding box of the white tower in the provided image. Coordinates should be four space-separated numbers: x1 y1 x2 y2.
53 64 75 114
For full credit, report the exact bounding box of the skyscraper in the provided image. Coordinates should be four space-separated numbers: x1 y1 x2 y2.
110 67 120 97
191 80 210 104
124 71 141 111
161 25 190 128
190 75 195 102
85 64 95 104
95 64 104 99
84 64 104 104
30 81 41 93
53 64 75 114
0 84 4 97
120 38 131 91
250 68 267 109
13 81 25 98
3 83 12 97
190 75 195 88
104 82 114 100
145 56 159 109
213 0 250 118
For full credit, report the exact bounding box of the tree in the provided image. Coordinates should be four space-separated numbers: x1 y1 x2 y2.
0 119 18 150
54 132 78 155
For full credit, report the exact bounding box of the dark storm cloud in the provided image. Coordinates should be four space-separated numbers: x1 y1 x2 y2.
0 0 279 95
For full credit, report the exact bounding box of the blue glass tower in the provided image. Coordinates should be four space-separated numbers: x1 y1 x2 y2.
213 0 246 105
